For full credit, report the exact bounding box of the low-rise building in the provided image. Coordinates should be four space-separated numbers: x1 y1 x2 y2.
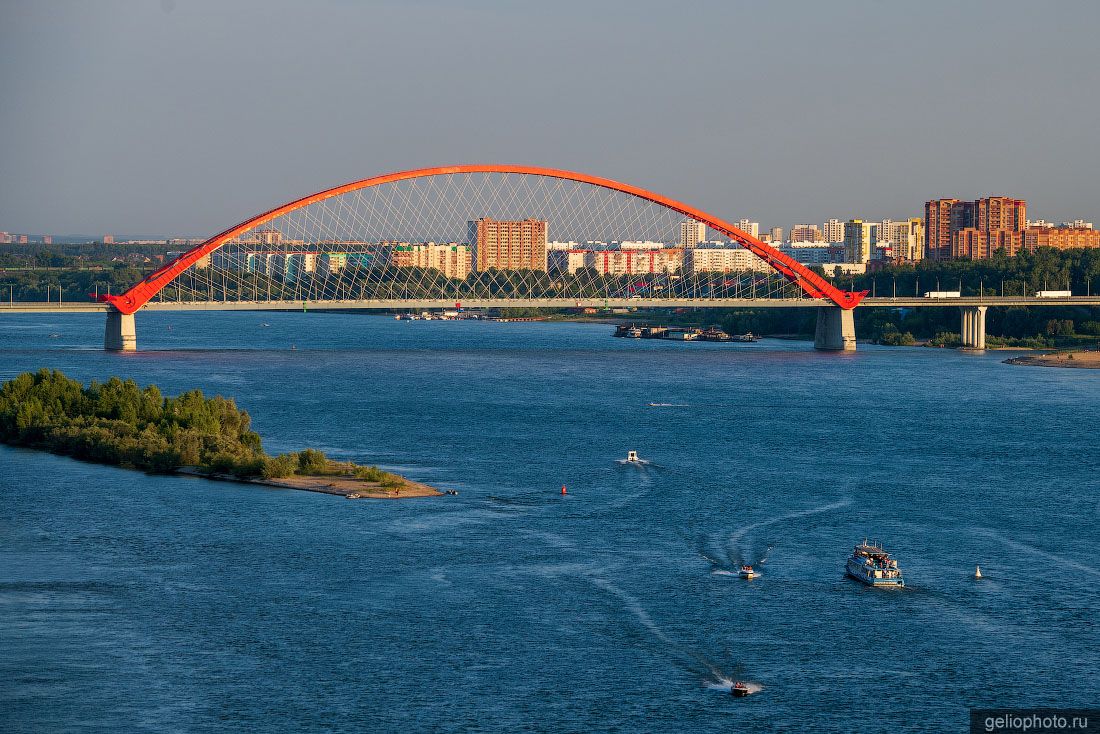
1022 226 1100 252
391 242 472 279
684 247 768 274
780 242 847 265
619 241 666 250
587 248 684 275
822 263 867 276
548 249 590 274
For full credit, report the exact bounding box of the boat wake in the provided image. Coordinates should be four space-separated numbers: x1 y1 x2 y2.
615 457 656 467
586 576 746 691
723 498 851 566
974 529 1100 579
521 534 754 696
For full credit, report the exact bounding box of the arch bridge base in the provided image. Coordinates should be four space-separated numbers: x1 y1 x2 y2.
105 309 136 352
814 306 857 351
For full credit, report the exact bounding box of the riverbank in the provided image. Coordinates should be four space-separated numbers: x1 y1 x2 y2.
178 467 444 498
1004 350 1100 369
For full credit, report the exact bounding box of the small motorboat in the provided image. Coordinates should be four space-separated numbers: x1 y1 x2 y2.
346 493 361 500
738 565 757 579
730 681 750 697
626 450 640 462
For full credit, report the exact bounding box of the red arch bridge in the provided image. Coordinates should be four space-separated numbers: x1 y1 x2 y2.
6 165 1098 350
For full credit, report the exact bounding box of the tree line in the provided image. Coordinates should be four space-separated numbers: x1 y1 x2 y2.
0 369 402 484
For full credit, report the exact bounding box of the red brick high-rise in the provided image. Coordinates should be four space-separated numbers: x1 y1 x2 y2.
468 218 548 272
924 196 1026 260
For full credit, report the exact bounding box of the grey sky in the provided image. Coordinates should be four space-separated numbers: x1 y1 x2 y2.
2 0 1098 236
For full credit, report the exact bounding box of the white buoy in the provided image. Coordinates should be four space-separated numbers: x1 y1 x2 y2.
974 565 982 579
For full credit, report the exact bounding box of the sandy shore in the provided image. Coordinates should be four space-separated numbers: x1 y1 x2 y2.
1003 350 1100 369
178 468 445 499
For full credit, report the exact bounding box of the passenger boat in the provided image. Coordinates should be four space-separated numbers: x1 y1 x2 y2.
845 539 904 587
733 332 759 342
700 327 732 342
738 565 757 579
730 681 750 697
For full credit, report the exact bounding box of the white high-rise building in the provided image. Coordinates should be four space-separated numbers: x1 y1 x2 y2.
823 218 845 243
737 219 760 238
679 221 706 248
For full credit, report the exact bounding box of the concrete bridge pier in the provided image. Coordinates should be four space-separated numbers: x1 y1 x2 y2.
814 306 857 351
959 306 987 350
104 309 136 352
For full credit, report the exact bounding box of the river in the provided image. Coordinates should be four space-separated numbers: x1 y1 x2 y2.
2 311 1098 732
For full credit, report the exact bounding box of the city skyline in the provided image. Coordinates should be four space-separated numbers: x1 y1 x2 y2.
4 1 1100 233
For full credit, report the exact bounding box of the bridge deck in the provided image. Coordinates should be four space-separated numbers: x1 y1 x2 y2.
1 296 1098 314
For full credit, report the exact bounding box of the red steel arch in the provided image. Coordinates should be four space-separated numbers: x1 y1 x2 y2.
100 165 866 315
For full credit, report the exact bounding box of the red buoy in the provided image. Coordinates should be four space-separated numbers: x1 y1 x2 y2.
561 485 567 495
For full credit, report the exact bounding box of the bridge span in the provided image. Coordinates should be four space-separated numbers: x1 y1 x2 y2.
5 165 1098 352
6 296 1099 313
5 296 1099 352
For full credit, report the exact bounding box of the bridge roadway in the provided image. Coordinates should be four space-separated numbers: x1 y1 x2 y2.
3 296 1100 313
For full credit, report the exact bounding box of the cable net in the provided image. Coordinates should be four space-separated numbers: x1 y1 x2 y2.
154 172 810 304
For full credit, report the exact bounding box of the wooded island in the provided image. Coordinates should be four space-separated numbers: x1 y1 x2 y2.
0 369 441 498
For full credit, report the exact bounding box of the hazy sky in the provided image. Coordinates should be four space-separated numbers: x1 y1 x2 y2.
2 0 1099 236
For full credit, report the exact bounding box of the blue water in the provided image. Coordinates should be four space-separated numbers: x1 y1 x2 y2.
2 312 1098 733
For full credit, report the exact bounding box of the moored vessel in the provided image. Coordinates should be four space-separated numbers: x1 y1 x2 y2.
845 539 904 587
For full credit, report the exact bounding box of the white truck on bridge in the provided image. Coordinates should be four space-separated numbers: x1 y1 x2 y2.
923 291 961 299
1035 290 1072 298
